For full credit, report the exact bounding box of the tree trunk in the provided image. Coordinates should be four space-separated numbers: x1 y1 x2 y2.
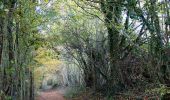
100 0 124 93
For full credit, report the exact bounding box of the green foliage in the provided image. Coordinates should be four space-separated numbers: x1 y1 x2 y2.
0 0 45 99
146 85 170 96
33 47 61 90
0 0 170 99
64 86 85 98
0 91 12 100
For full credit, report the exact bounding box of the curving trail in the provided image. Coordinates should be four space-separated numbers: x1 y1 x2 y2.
36 90 65 100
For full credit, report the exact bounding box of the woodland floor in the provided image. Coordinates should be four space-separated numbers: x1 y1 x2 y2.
36 90 65 100
35 87 104 100
35 87 161 100
36 87 67 100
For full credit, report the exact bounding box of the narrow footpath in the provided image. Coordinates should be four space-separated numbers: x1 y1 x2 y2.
36 90 65 100
36 87 66 100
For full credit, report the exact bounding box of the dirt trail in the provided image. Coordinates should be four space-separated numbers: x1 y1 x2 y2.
36 87 67 100
36 90 65 100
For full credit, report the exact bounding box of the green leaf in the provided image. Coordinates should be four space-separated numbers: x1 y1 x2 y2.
44 0 49 3
4 9 9 12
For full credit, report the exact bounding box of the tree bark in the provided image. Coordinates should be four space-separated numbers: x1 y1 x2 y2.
100 0 124 93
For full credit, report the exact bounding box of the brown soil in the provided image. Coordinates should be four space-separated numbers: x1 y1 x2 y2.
36 90 65 100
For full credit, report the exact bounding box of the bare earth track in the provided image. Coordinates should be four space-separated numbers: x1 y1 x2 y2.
36 89 65 100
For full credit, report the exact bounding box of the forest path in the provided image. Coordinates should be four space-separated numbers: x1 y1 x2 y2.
36 87 67 100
